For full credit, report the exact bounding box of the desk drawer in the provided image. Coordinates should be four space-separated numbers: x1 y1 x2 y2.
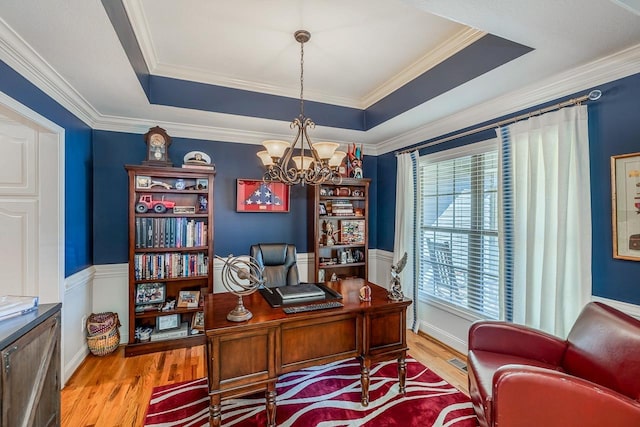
281 314 360 368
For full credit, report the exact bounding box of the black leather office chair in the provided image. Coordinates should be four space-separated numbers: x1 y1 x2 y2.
250 243 300 287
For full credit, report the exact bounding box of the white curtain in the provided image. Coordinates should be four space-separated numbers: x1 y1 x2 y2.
497 105 591 337
394 150 420 332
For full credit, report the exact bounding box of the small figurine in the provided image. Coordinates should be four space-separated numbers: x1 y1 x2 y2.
324 221 336 246
330 272 338 282
347 143 364 178
359 283 371 302
388 252 408 301
199 195 208 212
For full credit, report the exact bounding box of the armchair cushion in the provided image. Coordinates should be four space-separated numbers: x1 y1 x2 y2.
250 243 299 287
468 302 640 427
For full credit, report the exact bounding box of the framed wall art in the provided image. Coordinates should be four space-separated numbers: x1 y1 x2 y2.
236 179 290 212
611 152 640 260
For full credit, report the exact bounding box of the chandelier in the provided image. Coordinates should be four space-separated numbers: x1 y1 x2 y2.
257 30 346 186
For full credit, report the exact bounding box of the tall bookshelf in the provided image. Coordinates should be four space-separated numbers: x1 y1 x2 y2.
312 178 370 283
124 165 214 357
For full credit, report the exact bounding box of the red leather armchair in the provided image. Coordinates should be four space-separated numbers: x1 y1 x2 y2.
468 302 640 427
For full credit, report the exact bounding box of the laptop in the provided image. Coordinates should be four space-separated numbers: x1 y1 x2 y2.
276 283 326 301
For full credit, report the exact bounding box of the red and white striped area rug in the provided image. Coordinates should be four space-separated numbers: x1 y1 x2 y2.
144 357 477 426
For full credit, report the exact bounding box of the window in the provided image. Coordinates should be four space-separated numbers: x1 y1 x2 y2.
418 140 500 319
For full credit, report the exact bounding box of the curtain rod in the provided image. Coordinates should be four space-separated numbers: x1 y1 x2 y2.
396 89 602 156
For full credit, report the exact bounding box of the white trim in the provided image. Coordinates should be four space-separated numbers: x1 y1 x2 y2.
64 266 95 292
376 43 640 154
415 319 468 354
362 28 485 109
592 296 640 320
0 16 97 128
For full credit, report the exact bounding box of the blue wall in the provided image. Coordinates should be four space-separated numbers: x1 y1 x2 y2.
376 72 640 306
0 60 93 277
92 130 379 264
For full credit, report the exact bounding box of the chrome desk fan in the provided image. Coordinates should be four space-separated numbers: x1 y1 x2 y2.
216 254 265 322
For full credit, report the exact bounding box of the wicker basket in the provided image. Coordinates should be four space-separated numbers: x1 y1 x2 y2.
86 312 121 356
87 312 120 336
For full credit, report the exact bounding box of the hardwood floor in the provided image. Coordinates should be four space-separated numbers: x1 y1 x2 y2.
61 331 468 426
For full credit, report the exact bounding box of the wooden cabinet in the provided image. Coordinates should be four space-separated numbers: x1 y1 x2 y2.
124 165 215 357
0 303 61 427
312 178 370 282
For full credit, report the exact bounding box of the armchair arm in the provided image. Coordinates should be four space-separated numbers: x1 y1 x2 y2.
468 321 566 365
493 365 640 427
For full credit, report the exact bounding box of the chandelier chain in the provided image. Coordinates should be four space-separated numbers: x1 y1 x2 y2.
299 37 304 118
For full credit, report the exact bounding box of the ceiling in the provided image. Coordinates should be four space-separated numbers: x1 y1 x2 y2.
0 0 639 154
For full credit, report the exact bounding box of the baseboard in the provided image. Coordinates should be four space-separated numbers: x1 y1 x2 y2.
416 319 468 355
64 344 89 386
414 329 467 362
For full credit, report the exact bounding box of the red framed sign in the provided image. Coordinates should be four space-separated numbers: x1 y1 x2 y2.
236 179 290 212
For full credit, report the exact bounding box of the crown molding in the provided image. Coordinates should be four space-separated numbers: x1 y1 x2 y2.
0 17 98 128
361 28 485 109
122 0 158 72
376 43 640 155
92 113 380 154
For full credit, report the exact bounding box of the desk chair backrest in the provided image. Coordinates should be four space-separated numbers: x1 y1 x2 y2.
250 243 299 287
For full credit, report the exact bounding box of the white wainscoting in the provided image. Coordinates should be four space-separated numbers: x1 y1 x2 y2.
76 252 640 382
62 267 94 386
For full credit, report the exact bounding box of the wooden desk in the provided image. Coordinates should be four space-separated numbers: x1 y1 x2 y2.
204 279 411 427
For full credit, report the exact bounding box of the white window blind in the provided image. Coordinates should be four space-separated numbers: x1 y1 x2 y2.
418 140 500 319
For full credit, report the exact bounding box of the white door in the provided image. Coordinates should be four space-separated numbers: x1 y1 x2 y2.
0 101 62 303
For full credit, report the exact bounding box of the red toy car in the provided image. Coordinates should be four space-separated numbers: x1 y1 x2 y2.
135 195 176 213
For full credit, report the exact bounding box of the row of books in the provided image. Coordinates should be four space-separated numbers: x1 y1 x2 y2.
135 217 207 249
133 253 209 280
326 200 354 216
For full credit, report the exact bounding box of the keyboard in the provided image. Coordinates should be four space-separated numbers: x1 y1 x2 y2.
282 301 344 314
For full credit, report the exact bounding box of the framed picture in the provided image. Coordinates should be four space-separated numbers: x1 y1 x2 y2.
136 175 152 189
611 152 640 261
135 282 166 305
192 311 205 331
177 290 201 308
157 314 180 331
319 203 327 215
236 179 290 212
196 178 208 190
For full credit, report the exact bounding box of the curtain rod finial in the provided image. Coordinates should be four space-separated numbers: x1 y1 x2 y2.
588 90 602 101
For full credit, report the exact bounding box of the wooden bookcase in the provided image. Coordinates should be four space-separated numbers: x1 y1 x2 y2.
124 165 214 357
312 178 370 282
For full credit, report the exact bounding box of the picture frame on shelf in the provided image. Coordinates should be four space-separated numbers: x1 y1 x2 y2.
196 178 208 190
236 179 290 212
136 175 152 189
177 290 201 308
135 282 166 305
156 313 180 331
319 203 327 215
192 311 205 331
611 152 640 261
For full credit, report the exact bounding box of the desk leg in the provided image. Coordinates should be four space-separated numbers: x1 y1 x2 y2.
209 394 221 427
359 357 371 406
265 382 277 427
398 354 407 394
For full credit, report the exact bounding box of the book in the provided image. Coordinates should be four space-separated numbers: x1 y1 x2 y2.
0 295 39 321
276 283 325 301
